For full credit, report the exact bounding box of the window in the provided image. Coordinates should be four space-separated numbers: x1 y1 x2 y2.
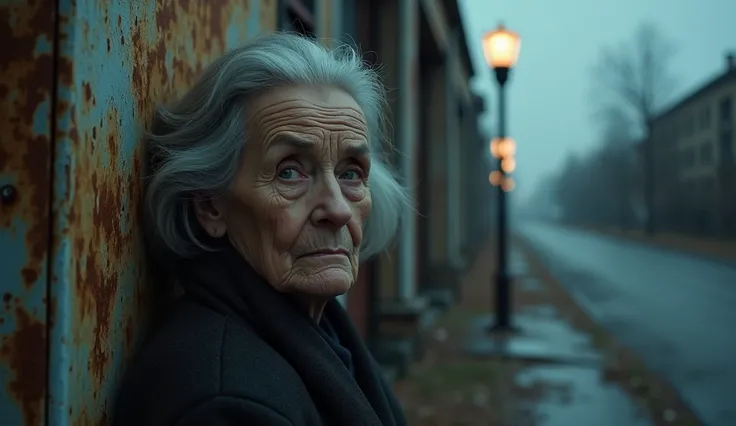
681 147 696 168
278 0 316 37
700 142 713 164
721 96 733 120
701 105 711 130
667 123 676 141
720 96 734 166
681 115 695 137
720 96 733 131
721 134 734 165
701 176 715 197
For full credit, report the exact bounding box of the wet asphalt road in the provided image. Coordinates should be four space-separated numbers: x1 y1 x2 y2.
516 221 736 426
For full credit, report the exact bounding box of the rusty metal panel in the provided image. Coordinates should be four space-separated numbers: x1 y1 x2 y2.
47 1 277 425
0 0 55 425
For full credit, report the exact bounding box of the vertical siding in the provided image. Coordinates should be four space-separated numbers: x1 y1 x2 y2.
319 0 333 41
427 65 448 263
375 0 399 301
346 0 374 331
396 0 419 300
444 30 461 268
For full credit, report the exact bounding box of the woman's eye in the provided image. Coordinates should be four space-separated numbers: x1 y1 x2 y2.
340 170 362 181
278 167 302 180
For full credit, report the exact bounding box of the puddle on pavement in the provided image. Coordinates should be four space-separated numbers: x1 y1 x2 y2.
521 277 544 292
510 249 532 276
515 365 652 426
519 304 556 318
467 313 600 365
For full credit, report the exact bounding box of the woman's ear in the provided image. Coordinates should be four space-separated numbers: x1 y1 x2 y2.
193 195 228 238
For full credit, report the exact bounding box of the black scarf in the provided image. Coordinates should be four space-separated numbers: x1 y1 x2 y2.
177 246 405 426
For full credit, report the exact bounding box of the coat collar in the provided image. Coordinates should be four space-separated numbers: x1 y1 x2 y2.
178 246 404 426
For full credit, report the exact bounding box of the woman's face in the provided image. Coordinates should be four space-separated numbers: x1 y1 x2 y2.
195 86 372 297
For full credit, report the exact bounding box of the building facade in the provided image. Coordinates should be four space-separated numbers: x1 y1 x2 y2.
0 0 485 423
649 53 736 236
343 0 487 375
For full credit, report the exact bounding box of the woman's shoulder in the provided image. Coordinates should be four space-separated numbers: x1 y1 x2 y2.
113 298 315 425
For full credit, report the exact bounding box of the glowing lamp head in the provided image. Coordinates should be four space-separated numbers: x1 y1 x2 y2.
482 24 521 69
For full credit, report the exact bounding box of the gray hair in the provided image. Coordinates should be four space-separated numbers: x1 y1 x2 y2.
144 32 410 261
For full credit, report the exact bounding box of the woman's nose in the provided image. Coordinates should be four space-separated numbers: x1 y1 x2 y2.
310 174 353 229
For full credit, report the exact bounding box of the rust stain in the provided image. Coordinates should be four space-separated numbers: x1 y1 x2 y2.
67 106 127 388
0 305 48 426
82 81 95 111
0 0 55 292
128 0 244 123
96 110 125 380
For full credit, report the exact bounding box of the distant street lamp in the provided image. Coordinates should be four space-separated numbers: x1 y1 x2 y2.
483 24 521 331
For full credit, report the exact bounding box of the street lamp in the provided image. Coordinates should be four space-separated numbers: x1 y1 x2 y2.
483 23 521 331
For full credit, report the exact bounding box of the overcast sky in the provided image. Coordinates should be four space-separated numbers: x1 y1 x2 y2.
460 0 736 202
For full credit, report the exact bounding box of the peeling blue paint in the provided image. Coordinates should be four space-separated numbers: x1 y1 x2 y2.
31 99 50 136
34 35 52 56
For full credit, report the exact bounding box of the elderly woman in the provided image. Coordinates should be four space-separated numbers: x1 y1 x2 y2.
113 33 409 426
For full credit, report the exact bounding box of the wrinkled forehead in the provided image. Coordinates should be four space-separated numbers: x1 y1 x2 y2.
248 86 370 145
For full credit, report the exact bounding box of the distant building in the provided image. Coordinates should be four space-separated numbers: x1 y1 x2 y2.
649 53 736 236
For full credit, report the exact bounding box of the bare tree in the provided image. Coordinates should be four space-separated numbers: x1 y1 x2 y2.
592 22 678 234
598 105 638 229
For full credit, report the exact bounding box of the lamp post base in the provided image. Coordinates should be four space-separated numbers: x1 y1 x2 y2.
487 272 516 334
487 322 519 334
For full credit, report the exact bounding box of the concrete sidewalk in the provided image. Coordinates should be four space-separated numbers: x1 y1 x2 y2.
466 246 652 426
394 242 667 426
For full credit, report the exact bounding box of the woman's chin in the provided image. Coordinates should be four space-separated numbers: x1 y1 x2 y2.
285 267 354 297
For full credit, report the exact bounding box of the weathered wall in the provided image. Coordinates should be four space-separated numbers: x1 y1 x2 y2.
1 0 277 424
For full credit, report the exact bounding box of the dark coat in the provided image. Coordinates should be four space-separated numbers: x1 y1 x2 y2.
113 247 406 426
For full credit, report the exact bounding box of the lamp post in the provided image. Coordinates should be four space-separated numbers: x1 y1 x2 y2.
482 23 521 331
